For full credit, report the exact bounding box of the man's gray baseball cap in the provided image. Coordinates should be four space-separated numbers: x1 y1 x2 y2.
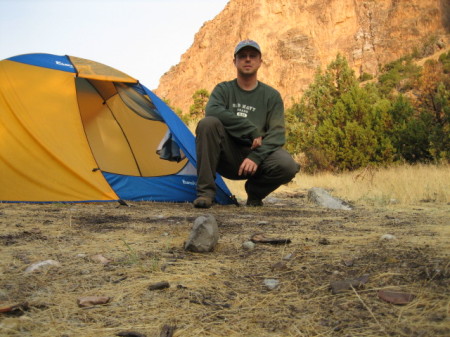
234 40 261 55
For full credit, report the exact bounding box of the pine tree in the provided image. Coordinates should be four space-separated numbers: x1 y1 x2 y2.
189 89 210 120
288 54 394 171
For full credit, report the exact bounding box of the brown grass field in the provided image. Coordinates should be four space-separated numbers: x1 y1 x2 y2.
0 165 449 337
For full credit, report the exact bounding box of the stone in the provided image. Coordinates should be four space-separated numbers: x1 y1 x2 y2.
159 324 177 337
251 233 291 245
308 187 352 210
242 241 255 250
148 281 170 291
330 274 369 294
77 296 111 307
24 260 61 274
263 279 280 290
319 238 331 245
271 260 288 271
378 290 415 305
380 234 396 241
90 254 111 265
116 331 147 337
256 221 270 226
265 197 282 204
184 215 219 252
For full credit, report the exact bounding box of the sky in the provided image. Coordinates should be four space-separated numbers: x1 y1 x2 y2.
0 0 229 89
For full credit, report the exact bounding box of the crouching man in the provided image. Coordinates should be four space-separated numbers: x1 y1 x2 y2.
194 39 300 208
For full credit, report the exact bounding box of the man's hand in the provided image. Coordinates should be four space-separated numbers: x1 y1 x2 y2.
251 136 262 150
238 158 258 176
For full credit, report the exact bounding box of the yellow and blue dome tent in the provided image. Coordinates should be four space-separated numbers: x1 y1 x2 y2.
0 53 234 205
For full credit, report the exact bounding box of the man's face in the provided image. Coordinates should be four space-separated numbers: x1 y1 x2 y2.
234 47 262 77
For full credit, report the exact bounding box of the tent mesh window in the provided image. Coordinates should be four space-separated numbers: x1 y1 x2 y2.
76 79 188 177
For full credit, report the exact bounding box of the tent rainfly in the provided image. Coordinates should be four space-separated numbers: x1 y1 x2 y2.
0 53 234 205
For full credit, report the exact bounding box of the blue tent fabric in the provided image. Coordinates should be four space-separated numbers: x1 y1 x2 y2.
8 54 76 73
142 86 234 205
103 172 198 202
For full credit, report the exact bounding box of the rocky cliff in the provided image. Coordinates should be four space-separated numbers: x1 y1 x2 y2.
155 0 449 113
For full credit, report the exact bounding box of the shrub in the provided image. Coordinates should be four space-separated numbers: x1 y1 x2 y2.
359 72 373 82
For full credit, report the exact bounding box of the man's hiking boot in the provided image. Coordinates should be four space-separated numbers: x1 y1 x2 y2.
244 181 263 207
246 197 263 207
193 196 213 209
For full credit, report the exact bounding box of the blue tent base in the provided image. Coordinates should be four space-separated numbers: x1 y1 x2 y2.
103 172 235 205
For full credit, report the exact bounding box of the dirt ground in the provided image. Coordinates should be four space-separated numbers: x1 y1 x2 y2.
0 190 449 337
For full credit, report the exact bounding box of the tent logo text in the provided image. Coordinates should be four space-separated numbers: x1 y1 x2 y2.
55 61 74 68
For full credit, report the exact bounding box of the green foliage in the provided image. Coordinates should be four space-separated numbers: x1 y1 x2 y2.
288 55 395 172
398 115 433 163
189 89 210 120
359 72 373 82
382 95 434 162
438 51 450 73
411 59 450 162
427 82 450 161
285 102 309 155
286 49 450 171
377 56 421 96
177 111 191 124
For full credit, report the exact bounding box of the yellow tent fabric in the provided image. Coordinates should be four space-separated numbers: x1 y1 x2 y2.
69 56 137 83
0 60 118 201
76 78 188 177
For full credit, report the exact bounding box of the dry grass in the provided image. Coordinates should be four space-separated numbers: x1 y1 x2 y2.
225 164 450 206
0 164 449 337
289 164 450 206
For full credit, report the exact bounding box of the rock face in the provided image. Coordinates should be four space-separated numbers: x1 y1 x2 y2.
155 0 449 114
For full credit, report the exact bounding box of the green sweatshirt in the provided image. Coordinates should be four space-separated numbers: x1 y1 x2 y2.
205 79 286 165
